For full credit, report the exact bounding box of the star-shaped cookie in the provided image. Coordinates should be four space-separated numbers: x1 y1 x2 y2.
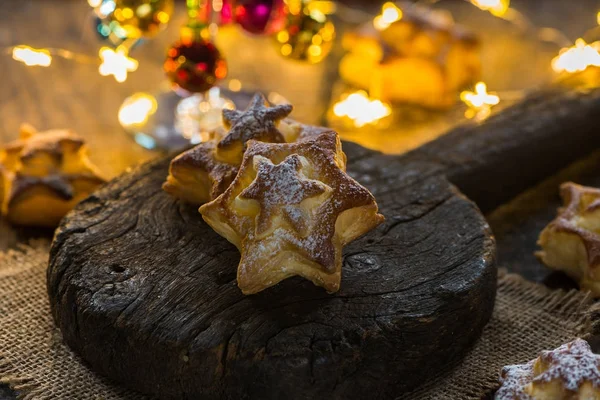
0 124 106 227
199 131 384 294
216 93 292 164
537 182 600 297
240 154 328 235
162 140 238 205
163 105 333 206
496 339 600 400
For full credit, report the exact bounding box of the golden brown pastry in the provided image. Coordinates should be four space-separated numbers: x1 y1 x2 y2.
199 131 384 294
537 182 600 297
216 93 292 165
0 124 106 227
496 339 600 400
163 93 331 205
339 3 480 108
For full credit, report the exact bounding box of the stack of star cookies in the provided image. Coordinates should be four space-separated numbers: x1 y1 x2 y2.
163 93 384 294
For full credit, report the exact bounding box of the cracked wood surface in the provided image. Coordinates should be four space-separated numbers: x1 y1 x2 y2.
48 143 497 400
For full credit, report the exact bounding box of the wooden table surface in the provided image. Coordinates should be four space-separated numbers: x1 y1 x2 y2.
1 0 599 398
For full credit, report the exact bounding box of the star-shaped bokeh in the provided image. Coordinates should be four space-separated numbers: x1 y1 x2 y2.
98 46 139 83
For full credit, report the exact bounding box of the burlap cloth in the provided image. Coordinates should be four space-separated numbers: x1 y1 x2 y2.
0 243 596 400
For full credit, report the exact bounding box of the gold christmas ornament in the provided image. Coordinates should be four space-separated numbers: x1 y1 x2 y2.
111 0 174 39
275 0 335 63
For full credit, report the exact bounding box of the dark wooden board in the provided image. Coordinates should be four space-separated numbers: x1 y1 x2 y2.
47 73 600 399
48 145 496 400
489 149 600 285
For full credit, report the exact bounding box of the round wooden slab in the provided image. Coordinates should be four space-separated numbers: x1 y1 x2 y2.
48 142 496 399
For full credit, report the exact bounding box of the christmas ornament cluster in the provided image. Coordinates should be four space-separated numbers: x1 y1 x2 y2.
90 0 335 95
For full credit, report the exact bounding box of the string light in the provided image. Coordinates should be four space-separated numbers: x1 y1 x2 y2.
551 38 600 73
12 45 52 67
470 0 510 17
228 79 242 92
460 82 500 120
333 91 392 128
118 92 158 127
98 46 139 82
373 2 402 31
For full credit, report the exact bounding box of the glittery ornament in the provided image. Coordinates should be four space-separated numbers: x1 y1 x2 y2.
111 0 173 39
187 0 235 27
234 0 287 35
276 7 335 63
164 39 228 93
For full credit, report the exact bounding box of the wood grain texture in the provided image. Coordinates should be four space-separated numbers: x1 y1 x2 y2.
48 142 496 399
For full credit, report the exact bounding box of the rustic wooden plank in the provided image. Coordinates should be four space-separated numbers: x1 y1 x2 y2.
408 72 600 213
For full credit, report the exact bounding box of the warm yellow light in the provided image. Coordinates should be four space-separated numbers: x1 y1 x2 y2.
277 30 289 43
310 9 327 23
551 38 600 73
136 3 152 18
88 0 102 7
98 46 139 83
157 11 170 23
281 44 293 56
470 0 509 17
118 93 158 127
228 79 242 92
373 2 402 31
122 7 134 19
333 91 392 128
460 82 499 120
306 1 336 16
12 45 52 67
461 82 499 108
308 44 322 58
597 11 600 25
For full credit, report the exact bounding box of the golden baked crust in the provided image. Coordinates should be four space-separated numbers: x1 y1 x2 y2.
339 3 480 108
199 131 384 294
537 182 600 297
496 339 600 400
163 94 334 206
0 124 106 227
163 141 239 205
217 93 292 165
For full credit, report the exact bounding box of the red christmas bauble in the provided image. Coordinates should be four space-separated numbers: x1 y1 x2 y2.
164 39 227 93
234 0 286 35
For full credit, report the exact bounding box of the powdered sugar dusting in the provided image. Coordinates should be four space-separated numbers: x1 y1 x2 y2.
496 361 535 400
495 339 600 399
241 155 326 207
200 131 384 293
